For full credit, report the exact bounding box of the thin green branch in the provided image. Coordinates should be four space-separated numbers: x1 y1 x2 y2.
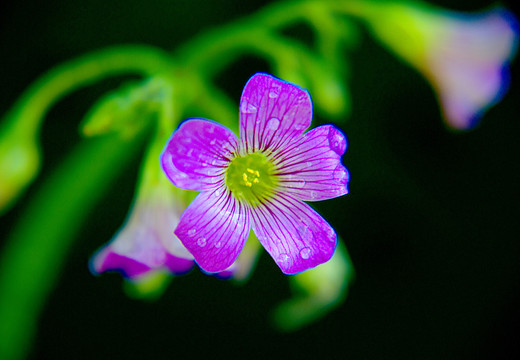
174 0 365 77
0 131 146 360
1 45 174 136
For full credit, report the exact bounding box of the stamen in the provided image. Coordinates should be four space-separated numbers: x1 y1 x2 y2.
225 152 277 206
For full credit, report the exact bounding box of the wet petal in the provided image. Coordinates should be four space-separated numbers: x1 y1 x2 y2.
250 193 337 274
161 119 238 191
239 73 312 154
273 125 349 202
175 190 251 273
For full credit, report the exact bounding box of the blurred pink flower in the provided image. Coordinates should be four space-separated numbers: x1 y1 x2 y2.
362 2 518 129
90 184 194 279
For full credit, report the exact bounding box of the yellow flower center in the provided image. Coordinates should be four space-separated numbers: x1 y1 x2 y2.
225 152 277 206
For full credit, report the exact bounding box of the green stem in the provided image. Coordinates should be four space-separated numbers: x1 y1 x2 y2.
174 0 366 77
0 132 145 360
2 45 173 137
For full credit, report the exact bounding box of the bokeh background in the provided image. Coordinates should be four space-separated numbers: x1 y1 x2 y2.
0 0 518 359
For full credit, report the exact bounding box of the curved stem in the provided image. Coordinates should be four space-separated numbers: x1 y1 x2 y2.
2 45 174 137
174 0 366 77
0 132 146 360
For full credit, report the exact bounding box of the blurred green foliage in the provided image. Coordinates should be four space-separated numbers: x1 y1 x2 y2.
0 0 518 360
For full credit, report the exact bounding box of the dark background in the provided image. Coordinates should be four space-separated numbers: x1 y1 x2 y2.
1 0 519 359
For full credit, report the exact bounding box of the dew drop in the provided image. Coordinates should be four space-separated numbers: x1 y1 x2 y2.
215 241 222 249
267 117 280 130
241 102 258 113
333 164 348 181
268 91 278 98
197 237 207 247
295 179 306 188
277 253 291 265
299 247 311 259
328 128 345 155
187 229 196 236
310 191 317 199
210 139 216 145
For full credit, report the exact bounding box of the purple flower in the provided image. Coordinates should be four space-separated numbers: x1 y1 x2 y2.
90 183 194 279
161 73 349 275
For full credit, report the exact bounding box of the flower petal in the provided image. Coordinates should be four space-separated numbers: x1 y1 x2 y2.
250 193 337 274
273 125 349 202
239 73 312 154
164 253 194 274
161 119 238 191
91 246 152 278
175 190 251 273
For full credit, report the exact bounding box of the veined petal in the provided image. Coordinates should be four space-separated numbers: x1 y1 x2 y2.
239 73 312 154
250 193 337 275
175 190 251 273
273 125 349 202
161 119 238 191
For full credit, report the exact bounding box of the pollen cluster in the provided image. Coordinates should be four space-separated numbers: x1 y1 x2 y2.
225 152 277 206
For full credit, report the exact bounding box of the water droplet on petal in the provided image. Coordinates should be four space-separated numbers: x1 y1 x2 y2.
333 164 348 182
241 102 258 114
299 247 311 259
310 191 317 199
328 128 346 155
267 117 280 130
187 229 196 236
215 241 222 249
269 91 278 98
295 179 306 188
197 237 207 247
210 139 216 145
277 253 291 266
214 187 224 197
